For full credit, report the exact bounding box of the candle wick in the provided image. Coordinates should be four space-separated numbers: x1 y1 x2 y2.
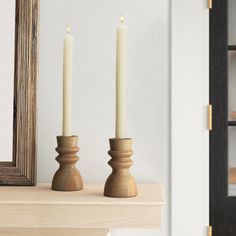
120 14 125 24
67 26 71 34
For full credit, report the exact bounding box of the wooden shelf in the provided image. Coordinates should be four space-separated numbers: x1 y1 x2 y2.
229 168 236 184
0 183 163 235
0 228 108 236
228 45 236 51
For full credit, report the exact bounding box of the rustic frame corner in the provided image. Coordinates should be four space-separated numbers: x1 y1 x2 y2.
0 0 39 186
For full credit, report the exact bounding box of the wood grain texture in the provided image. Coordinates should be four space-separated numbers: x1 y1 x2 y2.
52 136 83 191
0 0 39 185
0 183 164 228
104 138 137 198
230 111 236 119
0 228 109 236
229 168 236 184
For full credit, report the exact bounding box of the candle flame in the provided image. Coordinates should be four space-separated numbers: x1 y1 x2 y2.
67 26 71 34
120 14 125 24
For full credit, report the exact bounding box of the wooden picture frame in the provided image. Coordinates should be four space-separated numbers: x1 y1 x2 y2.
0 0 39 185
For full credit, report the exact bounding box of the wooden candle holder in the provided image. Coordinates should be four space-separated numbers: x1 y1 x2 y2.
104 138 138 198
51 136 83 191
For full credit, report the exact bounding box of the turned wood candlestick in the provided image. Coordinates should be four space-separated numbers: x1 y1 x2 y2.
104 138 138 198
51 136 83 191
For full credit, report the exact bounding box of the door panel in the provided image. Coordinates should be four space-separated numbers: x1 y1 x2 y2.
210 0 236 234
171 0 209 235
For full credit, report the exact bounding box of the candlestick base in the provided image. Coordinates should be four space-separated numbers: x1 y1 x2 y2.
104 138 138 198
51 136 83 191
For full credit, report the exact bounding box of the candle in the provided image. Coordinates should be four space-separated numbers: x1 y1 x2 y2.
115 14 127 139
62 27 73 136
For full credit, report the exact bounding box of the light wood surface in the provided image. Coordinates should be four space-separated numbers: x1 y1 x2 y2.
230 111 236 120
0 183 163 229
229 168 236 184
0 228 109 236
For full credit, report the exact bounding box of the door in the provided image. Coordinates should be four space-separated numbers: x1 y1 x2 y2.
210 0 236 235
171 0 209 235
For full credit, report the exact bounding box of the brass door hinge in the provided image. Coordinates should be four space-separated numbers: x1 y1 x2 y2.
208 0 212 9
208 104 212 131
208 226 212 236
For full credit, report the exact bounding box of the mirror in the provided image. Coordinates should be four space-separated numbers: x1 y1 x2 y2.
0 0 15 161
0 0 38 185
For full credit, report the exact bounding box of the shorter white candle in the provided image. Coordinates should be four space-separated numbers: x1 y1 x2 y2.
115 14 128 139
62 27 73 136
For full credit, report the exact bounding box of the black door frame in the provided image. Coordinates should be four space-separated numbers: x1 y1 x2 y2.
209 0 236 235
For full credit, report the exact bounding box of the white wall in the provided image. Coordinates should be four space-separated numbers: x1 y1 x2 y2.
228 0 236 173
229 0 236 45
228 0 236 195
39 1 170 236
0 0 15 161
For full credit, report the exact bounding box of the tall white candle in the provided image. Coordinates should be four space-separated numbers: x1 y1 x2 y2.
115 15 127 139
62 27 73 136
